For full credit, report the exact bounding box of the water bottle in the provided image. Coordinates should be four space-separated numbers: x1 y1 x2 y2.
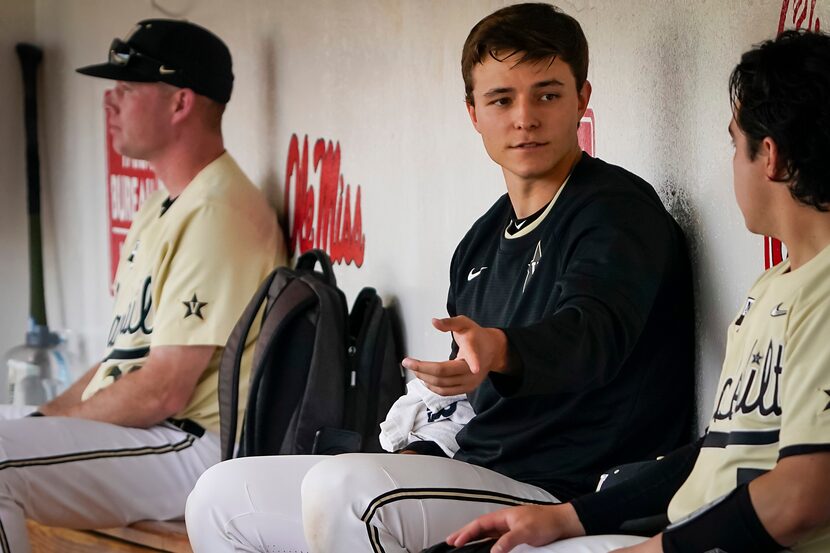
2 325 72 405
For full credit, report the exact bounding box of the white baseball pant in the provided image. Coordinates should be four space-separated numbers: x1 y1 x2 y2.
0 404 219 552
187 453 563 552
511 536 647 552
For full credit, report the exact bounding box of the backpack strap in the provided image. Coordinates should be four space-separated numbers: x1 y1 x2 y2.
295 249 337 286
242 277 318 455
219 270 277 461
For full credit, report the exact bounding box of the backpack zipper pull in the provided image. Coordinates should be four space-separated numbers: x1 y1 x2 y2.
348 344 357 387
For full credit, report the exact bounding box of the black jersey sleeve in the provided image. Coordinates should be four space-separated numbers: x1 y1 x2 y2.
498 193 680 396
570 437 703 535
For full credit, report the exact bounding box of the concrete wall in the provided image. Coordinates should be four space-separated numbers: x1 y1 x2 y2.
3 0 825 426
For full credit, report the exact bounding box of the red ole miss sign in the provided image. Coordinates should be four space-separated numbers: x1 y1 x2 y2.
284 134 366 267
779 0 821 33
105 111 159 286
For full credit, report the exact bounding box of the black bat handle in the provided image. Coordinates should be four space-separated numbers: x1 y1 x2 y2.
16 43 47 330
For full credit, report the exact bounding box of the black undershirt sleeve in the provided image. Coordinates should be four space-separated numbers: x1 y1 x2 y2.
570 437 703 535
495 195 676 397
661 483 783 553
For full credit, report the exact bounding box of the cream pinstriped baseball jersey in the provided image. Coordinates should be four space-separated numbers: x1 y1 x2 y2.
669 244 830 552
82 152 280 432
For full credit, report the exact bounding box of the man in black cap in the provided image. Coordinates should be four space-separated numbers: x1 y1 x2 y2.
0 19 283 550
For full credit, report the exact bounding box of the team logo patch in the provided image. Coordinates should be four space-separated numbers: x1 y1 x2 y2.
183 294 207 320
522 241 542 293
735 296 755 327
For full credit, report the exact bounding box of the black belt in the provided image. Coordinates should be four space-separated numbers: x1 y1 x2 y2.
167 418 205 438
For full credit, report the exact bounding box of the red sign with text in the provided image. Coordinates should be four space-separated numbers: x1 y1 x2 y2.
105 111 159 285
285 135 366 267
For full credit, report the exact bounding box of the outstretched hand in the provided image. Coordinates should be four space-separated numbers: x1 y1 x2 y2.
402 316 511 396
445 503 585 553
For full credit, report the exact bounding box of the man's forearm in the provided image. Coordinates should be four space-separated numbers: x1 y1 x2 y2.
43 345 215 428
749 453 830 547
54 369 179 428
660 453 830 552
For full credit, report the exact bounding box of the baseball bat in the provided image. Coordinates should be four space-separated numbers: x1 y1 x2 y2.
16 43 50 337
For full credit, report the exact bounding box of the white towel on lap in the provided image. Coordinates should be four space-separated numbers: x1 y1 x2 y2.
379 379 474 457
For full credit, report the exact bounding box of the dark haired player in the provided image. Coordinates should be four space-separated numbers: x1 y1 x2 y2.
185 4 693 552
444 29 830 553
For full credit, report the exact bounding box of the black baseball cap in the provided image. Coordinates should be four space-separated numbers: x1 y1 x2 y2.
76 19 234 104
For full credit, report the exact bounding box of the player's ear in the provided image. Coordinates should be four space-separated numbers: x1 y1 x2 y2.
763 136 784 181
170 88 196 125
577 80 591 117
467 99 481 133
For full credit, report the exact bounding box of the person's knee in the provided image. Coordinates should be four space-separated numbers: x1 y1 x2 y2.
301 454 392 547
186 460 243 533
303 453 393 508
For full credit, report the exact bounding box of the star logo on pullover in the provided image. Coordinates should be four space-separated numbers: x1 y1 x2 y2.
522 241 542 293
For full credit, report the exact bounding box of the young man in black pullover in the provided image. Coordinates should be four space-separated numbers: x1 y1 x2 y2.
444 29 830 553
399 2 695 501
184 4 695 552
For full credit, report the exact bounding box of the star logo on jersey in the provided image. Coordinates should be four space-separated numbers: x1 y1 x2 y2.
467 267 488 281
751 352 762 365
183 294 207 320
522 241 542 293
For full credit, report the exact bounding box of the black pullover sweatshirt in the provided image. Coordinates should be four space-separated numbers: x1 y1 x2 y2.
447 153 695 500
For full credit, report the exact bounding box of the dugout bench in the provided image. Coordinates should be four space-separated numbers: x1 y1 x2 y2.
26 519 191 552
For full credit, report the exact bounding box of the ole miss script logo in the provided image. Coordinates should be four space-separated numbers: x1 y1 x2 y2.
284 135 366 267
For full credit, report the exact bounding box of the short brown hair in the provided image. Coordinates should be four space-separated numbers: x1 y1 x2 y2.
462 3 589 104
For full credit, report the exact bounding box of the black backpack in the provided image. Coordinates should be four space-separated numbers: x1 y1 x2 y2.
219 249 405 460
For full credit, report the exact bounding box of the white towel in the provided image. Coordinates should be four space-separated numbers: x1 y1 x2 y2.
379 379 474 457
